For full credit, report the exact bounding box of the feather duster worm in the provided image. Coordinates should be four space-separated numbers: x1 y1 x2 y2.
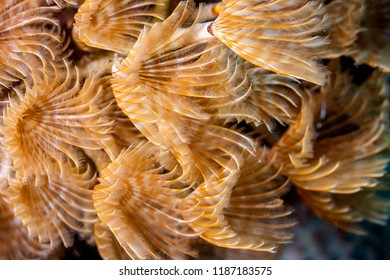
85 60 145 149
320 0 363 59
269 60 390 233
271 65 389 194
217 55 302 131
0 147 58 258
207 0 330 85
268 88 317 168
181 146 294 252
0 0 66 88
93 141 198 259
94 140 294 258
46 0 83 7
1 161 97 248
224 149 295 247
74 52 145 172
1 61 117 181
288 64 390 234
73 0 167 54
348 0 390 70
0 0 389 260
94 221 132 260
111 1 255 182
297 182 390 235
0 195 58 259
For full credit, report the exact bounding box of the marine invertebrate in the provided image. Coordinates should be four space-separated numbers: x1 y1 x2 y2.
218 58 302 131
271 62 388 194
321 0 363 58
110 1 255 184
0 0 66 88
94 141 198 259
181 146 294 253
47 0 83 7
73 0 167 53
348 0 390 70
0 0 389 260
1 61 116 180
0 195 56 259
2 162 97 248
207 0 330 85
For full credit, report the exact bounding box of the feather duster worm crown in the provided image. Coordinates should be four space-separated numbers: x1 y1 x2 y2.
0 0 67 88
73 0 167 54
1 61 115 181
207 0 330 85
0 0 389 260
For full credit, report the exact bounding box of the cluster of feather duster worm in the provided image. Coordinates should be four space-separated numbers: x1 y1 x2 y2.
0 0 390 260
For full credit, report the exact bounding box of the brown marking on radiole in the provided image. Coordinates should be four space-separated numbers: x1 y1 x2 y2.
207 22 214 35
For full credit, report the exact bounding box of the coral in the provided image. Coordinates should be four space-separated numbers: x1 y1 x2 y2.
0 0 389 260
